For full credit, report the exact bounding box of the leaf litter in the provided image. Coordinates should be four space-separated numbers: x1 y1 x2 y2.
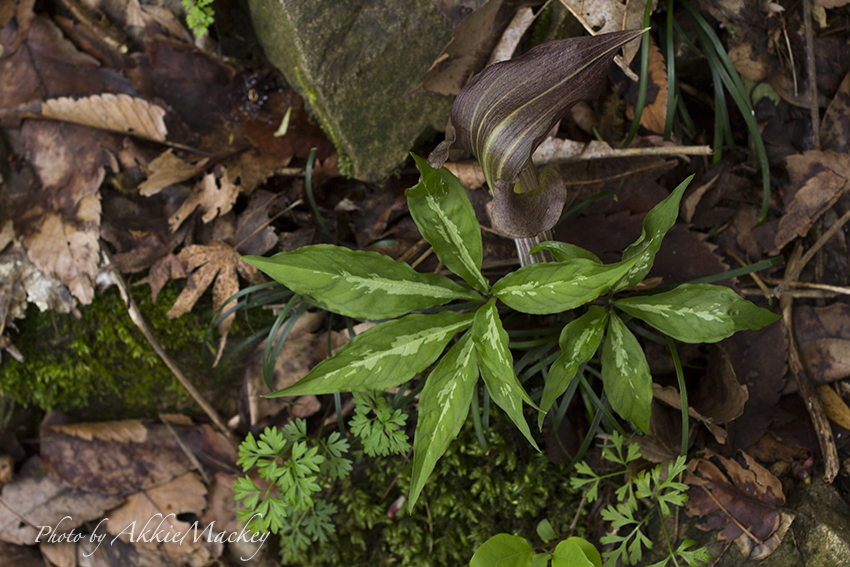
3 0 850 564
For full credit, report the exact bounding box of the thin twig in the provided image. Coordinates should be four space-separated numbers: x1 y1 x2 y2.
102 246 238 447
803 0 820 150
160 414 210 484
699 485 763 544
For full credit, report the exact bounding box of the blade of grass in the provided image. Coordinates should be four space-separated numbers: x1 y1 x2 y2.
262 294 302 389
555 191 614 228
663 0 676 140
471 385 489 452
304 147 330 236
666 335 689 457
577 370 628 437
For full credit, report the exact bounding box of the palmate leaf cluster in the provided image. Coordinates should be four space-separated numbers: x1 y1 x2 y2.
243 155 780 516
570 432 710 567
350 392 412 457
234 418 350 552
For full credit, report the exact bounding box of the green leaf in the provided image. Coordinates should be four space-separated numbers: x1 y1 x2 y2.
614 283 781 343
409 331 478 509
614 175 693 292
470 534 534 567
531 553 551 567
407 154 489 293
473 300 539 450
243 245 480 320
539 306 608 428
269 311 474 397
601 312 652 433
493 259 631 315
536 519 556 542
552 537 602 567
531 241 601 264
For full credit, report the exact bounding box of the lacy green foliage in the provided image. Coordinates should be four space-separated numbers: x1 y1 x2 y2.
350 392 411 457
181 0 214 36
286 406 580 567
0 283 207 417
234 418 351 555
570 432 711 567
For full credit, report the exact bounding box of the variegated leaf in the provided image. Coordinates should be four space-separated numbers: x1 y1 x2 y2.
268 312 474 397
472 300 539 450
532 241 601 264
243 245 480 320
613 175 693 292
601 312 652 432
407 154 489 293
614 284 781 343
493 258 631 315
539 306 608 429
409 331 478 509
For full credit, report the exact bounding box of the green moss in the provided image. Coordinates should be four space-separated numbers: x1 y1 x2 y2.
286 404 582 567
0 282 233 420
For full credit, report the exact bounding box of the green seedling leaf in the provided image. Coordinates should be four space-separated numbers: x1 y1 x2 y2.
493 259 631 315
531 553 551 567
614 175 693 292
473 300 539 450
431 30 647 237
536 519 556 542
539 306 608 429
244 245 480 320
409 331 478 509
470 534 534 567
269 311 473 397
531 241 601 264
601 312 652 432
408 154 489 293
615 283 781 343
552 537 602 567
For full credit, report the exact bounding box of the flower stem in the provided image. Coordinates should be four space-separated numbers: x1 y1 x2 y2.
515 230 555 266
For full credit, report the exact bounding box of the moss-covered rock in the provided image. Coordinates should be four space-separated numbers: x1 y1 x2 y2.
0 282 249 420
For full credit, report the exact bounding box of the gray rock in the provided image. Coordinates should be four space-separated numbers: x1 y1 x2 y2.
248 0 454 182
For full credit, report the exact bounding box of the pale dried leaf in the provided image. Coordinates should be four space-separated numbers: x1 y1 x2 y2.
139 149 209 197
487 7 535 65
444 161 487 190
40 541 75 567
23 195 101 305
169 167 239 231
48 420 148 443
0 469 123 545
817 0 850 7
625 36 667 134
41 94 167 142
558 0 654 65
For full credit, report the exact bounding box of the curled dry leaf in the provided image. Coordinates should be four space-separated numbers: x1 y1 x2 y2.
169 165 239 231
0 465 123 545
40 94 167 141
138 149 209 197
686 450 786 545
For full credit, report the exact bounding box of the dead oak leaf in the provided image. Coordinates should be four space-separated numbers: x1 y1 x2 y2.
626 36 667 135
166 240 257 356
558 0 652 67
39 94 167 142
685 450 786 544
169 165 238 231
139 149 209 197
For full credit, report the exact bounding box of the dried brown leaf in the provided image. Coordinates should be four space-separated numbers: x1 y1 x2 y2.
420 0 520 95
0 465 123 545
39 541 75 567
138 149 209 197
626 36 667 134
233 190 281 256
166 241 257 360
686 450 785 544
728 36 768 82
169 166 239 231
49 419 148 443
558 0 651 65
22 195 101 305
40 94 167 141
821 72 850 153
149 253 186 304
775 150 850 251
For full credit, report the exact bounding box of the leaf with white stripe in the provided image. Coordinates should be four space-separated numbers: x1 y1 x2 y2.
613 175 693 292
493 258 631 315
472 300 539 450
244 245 480 319
409 331 478 509
601 312 652 433
614 284 781 343
268 311 474 397
407 154 489 293
538 306 608 429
